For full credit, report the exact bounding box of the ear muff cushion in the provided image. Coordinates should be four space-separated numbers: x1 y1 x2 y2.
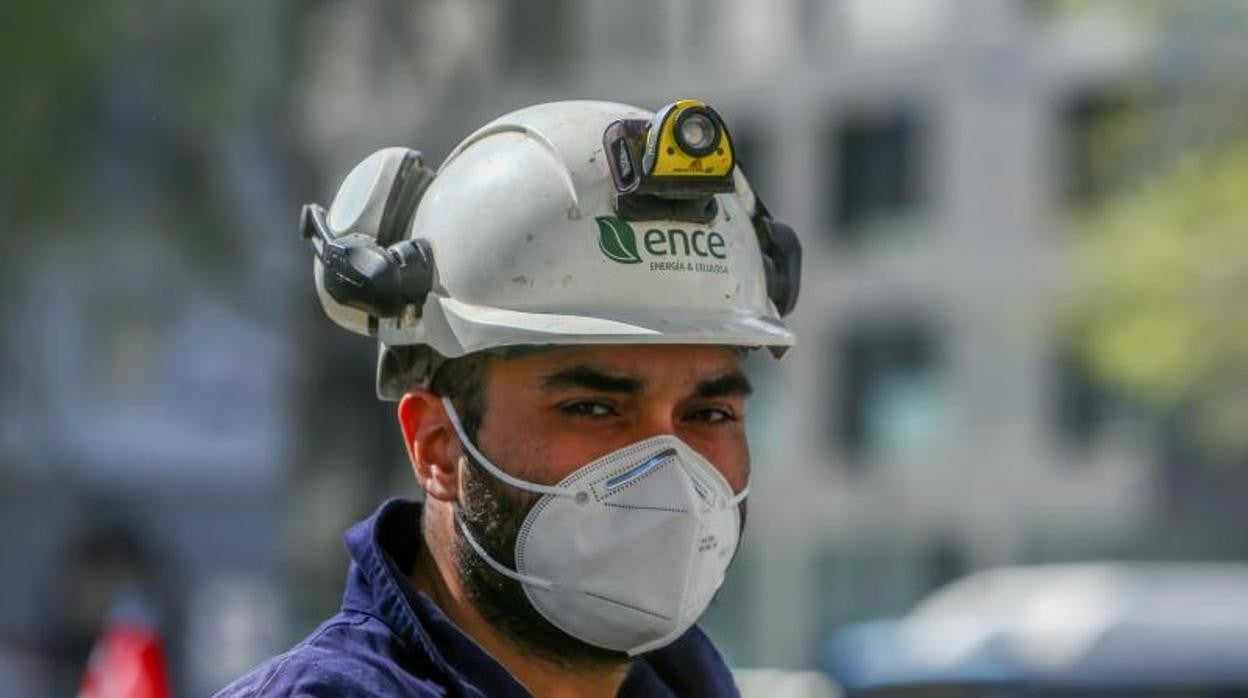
765 220 801 317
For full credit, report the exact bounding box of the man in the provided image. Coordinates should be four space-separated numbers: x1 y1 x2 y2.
217 99 801 696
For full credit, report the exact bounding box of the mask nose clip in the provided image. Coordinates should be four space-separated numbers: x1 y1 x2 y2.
603 447 677 493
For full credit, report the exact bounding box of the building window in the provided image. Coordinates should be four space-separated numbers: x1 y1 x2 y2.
834 317 948 465
830 107 925 242
1052 347 1115 448
1050 344 1152 453
1061 86 1144 207
504 0 580 80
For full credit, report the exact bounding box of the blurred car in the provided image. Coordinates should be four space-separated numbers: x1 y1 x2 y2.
733 668 843 698
822 563 1248 697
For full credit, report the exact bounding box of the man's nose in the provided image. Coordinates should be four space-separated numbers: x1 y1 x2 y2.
632 406 679 440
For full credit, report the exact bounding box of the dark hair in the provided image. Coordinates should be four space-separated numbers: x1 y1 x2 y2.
427 352 491 443
426 346 556 442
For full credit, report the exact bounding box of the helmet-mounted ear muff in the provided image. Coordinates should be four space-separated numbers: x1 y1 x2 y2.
301 148 437 333
605 99 802 318
751 200 802 317
302 206 434 319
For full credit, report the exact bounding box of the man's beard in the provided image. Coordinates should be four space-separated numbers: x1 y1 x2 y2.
453 451 630 670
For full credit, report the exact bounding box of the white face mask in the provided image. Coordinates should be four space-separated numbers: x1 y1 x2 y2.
441 397 748 656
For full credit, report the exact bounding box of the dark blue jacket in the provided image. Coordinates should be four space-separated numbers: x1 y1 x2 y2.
215 499 740 696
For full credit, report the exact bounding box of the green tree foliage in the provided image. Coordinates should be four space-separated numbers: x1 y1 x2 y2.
0 1 124 234
1070 142 1248 459
0 1 306 284
1062 1 1248 461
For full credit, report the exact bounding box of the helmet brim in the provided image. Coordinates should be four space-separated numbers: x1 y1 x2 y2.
393 294 795 358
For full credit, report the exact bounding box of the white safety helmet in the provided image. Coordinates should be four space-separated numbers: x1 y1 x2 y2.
301 99 802 400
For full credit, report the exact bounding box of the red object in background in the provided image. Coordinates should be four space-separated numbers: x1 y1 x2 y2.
77 621 172 698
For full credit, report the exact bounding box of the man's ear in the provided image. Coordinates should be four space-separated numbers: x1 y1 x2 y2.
397 390 460 502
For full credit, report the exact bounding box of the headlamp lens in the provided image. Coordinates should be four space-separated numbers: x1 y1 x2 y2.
676 111 718 156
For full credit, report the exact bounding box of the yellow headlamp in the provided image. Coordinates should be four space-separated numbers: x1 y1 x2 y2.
645 99 734 178
604 99 735 216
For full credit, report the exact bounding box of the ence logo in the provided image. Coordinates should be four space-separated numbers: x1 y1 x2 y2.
594 216 730 274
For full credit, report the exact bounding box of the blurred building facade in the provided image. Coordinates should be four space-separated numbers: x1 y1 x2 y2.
6 1 1248 694
0 4 302 694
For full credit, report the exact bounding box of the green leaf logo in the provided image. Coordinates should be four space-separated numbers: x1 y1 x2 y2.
595 216 642 264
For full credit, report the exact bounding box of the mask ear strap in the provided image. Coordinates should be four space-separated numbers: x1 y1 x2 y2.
679 447 750 509
453 509 558 591
440 397 575 499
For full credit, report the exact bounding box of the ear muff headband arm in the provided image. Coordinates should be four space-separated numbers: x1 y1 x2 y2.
377 151 435 247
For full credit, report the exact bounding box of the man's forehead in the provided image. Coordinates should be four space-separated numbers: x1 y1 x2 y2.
536 343 740 368
488 344 748 390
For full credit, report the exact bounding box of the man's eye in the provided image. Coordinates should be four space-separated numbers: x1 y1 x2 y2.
561 401 615 418
686 407 737 424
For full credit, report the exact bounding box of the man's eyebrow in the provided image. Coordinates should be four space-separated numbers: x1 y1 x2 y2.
693 371 753 399
539 365 645 393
